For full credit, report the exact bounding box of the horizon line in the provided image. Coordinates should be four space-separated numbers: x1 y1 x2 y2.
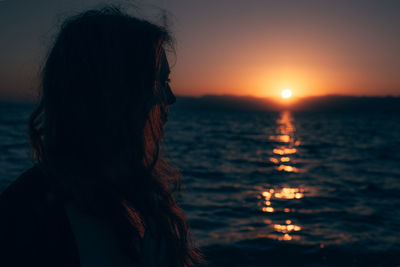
1 93 400 104
175 93 400 99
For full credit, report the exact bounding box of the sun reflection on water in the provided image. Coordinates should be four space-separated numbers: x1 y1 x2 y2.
260 111 305 241
269 134 291 143
261 187 304 202
272 148 297 155
281 157 290 162
268 111 299 172
260 186 305 241
276 165 299 173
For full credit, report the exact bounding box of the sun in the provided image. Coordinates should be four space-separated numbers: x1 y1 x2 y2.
281 89 292 99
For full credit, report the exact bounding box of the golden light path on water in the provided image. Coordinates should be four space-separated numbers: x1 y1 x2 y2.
260 111 304 241
268 111 300 174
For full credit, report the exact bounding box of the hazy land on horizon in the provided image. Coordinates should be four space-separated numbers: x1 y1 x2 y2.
172 94 400 112
1 94 400 113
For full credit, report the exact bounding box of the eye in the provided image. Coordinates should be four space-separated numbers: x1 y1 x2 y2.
164 78 171 85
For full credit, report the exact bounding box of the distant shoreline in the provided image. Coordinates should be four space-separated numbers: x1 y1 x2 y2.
2 94 400 112
173 95 400 112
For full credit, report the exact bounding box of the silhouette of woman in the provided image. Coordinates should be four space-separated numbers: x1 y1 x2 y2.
0 6 201 267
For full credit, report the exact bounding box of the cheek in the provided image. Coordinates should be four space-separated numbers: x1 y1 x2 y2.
161 105 169 124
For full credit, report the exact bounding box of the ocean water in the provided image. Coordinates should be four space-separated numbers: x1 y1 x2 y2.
1 102 400 266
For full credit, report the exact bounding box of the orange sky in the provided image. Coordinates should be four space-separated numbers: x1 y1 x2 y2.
1 0 400 100
167 1 400 98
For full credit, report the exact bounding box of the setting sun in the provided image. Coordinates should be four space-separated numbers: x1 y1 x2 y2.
281 89 292 99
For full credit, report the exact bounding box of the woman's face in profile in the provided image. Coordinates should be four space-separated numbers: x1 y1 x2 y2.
159 52 176 106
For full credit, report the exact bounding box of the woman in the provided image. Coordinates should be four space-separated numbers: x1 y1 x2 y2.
0 6 201 267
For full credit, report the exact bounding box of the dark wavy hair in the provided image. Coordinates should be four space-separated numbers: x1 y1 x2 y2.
28 6 201 267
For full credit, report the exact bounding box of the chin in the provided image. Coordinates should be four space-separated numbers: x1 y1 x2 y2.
161 106 169 125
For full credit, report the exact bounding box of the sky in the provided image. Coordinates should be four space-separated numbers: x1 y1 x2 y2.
1 0 400 100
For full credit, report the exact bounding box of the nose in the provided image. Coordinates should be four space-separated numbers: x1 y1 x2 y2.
165 84 176 105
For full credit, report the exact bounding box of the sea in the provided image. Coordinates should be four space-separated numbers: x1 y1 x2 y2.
1 101 399 266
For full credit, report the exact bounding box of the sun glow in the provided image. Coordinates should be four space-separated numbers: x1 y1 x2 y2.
281 89 292 99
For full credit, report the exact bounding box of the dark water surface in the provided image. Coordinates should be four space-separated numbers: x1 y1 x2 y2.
1 102 399 266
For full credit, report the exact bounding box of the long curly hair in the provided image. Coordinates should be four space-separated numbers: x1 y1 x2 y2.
28 6 201 266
